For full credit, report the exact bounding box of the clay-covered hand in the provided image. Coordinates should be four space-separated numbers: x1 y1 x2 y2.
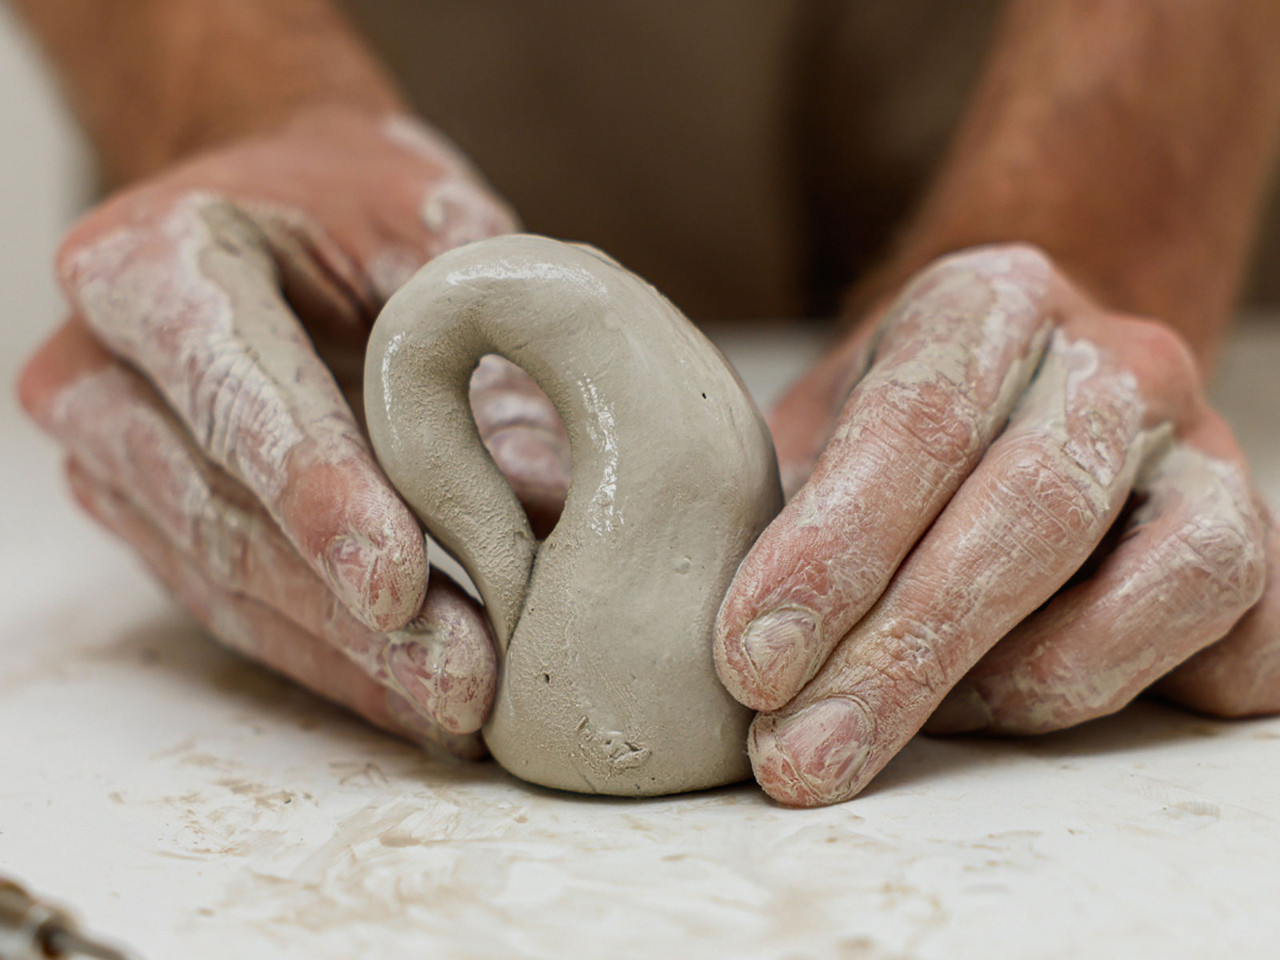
18 106 571 754
715 245 1276 806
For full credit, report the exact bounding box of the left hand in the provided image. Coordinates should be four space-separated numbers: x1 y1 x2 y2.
714 244 1278 806
18 108 571 753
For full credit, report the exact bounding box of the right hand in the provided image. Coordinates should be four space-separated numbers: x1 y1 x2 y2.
18 105 572 755
716 247 1274 805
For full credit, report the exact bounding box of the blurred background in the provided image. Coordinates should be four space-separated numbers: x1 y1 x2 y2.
0 6 85 408
0 4 1276 500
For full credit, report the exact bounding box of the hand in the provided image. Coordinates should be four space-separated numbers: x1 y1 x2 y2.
715 245 1276 805
19 106 571 755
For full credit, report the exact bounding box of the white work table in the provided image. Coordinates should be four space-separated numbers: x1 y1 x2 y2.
2 317 1279 960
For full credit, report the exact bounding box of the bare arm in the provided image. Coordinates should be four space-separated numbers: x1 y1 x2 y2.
866 0 1280 365
8 0 405 185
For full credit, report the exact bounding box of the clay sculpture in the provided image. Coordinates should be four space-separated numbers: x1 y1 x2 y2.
364 235 783 795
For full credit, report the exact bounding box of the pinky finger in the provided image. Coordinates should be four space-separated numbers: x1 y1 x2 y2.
66 458 485 760
1157 508 1280 717
926 440 1267 735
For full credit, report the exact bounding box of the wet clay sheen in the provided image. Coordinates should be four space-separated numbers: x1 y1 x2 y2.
364 235 783 795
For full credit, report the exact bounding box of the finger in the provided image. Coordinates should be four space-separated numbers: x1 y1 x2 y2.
383 581 498 736
56 193 427 631
65 448 496 735
378 114 520 261
469 354 571 538
23 326 497 734
748 328 1157 805
65 459 484 759
927 432 1268 735
717 245 1055 710
23 323 369 647
1157 504 1280 717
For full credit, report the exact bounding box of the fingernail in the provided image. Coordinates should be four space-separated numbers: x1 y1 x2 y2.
387 632 445 705
739 607 824 705
325 535 376 620
750 697 872 806
326 532 422 633
386 628 495 735
923 682 993 735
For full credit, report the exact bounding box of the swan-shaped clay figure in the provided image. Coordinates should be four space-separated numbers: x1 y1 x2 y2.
364 235 783 795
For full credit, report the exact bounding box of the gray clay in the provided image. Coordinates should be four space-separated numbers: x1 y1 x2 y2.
364 235 783 795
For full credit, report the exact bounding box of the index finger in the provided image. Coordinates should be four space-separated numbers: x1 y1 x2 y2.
59 192 427 631
716 246 1054 710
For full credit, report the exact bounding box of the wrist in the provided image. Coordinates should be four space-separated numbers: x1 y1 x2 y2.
838 0 1280 369
884 169 1235 340
162 15 407 172
857 218 1225 326
15 0 407 185
163 91 405 176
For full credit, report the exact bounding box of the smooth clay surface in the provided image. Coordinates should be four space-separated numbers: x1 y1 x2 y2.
364 235 783 795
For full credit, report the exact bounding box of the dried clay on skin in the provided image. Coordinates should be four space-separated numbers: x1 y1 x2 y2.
717 246 1055 711
365 235 783 795
975 440 1265 734
749 329 1171 805
64 193 427 628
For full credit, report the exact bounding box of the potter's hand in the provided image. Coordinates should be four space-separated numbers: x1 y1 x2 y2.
19 107 571 753
716 246 1276 806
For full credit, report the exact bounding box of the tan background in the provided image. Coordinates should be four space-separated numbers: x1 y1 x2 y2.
338 0 1280 319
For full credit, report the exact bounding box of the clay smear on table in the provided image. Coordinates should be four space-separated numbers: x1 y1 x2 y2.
364 234 783 795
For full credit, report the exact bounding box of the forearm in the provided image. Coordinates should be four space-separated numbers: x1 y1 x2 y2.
8 0 405 185
862 0 1280 365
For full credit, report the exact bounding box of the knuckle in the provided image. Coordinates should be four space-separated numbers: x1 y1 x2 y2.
483 426 571 486
885 243 1053 348
993 695 1119 735
53 218 105 302
52 195 147 302
989 241 1053 271
868 617 951 699
1210 685 1280 718
471 384 563 437
53 237 81 299
985 648 1137 735
16 349 54 424
470 354 531 392
866 378 981 469
1171 512 1267 614
923 242 1053 287
63 458 99 516
56 190 270 315
993 441 1111 551
190 490 259 590
1125 317 1204 394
